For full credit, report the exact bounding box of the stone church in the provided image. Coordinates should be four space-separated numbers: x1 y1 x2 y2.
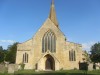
16 0 85 71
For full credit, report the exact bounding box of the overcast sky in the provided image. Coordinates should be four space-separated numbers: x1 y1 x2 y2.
0 0 100 51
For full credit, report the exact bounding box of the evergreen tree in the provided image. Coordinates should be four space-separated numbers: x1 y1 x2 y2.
5 42 18 63
0 46 5 63
0 46 3 51
90 42 100 63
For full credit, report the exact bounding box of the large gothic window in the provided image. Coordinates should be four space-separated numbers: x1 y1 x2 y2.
69 50 76 61
42 30 56 53
23 53 28 63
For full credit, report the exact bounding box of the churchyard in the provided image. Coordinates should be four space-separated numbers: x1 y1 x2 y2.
0 63 100 75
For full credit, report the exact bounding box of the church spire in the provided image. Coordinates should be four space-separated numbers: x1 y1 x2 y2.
49 0 59 27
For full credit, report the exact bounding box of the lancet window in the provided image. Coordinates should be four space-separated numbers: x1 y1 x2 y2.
23 53 28 63
69 50 76 61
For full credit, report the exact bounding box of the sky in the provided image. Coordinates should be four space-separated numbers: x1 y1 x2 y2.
0 0 100 52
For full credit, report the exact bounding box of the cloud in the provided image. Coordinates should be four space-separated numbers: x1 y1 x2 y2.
82 42 96 51
0 40 16 49
0 40 16 44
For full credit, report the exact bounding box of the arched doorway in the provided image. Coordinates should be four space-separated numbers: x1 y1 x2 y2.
45 54 55 70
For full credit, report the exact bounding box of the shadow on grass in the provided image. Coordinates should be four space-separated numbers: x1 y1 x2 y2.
15 73 96 75
69 73 95 75
15 72 66 75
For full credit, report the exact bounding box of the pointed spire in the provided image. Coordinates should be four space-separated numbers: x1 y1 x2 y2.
52 0 54 4
49 0 59 27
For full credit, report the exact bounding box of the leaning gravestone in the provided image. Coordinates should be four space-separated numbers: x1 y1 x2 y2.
4 61 9 67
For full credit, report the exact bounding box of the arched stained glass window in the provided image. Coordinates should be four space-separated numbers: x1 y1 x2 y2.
42 30 56 53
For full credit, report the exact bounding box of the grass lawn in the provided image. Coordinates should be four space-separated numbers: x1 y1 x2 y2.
14 70 100 75
0 70 100 75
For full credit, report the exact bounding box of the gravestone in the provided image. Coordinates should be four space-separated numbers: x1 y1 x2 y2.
8 64 19 73
88 63 93 71
0 64 5 73
8 64 15 73
14 64 19 71
4 61 9 67
96 63 100 70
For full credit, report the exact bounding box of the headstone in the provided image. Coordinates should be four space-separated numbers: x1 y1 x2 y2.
0 64 5 73
96 63 100 70
14 64 19 71
8 64 19 73
88 63 93 71
8 64 15 73
4 61 9 67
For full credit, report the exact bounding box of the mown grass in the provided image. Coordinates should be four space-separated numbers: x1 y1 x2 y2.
0 70 100 75
14 70 100 75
